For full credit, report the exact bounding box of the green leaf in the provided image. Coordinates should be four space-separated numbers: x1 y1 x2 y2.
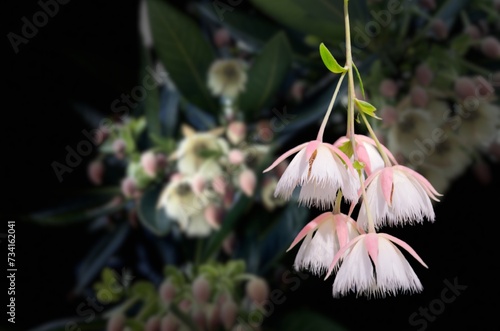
354 98 381 119
139 46 161 137
278 309 349 331
239 31 292 118
319 43 346 73
137 184 172 236
130 281 156 299
147 0 218 114
163 265 186 287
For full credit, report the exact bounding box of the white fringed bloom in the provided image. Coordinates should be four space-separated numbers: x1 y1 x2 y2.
263 140 359 209
325 233 428 298
357 165 441 230
456 100 500 148
288 212 360 276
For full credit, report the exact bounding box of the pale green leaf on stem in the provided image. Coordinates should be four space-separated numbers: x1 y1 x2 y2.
319 43 346 73
354 98 381 119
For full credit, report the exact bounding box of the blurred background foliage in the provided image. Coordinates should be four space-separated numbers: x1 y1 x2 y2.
6 0 500 330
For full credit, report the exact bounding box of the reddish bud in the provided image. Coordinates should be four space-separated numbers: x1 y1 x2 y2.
410 86 429 107
112 139 127 160
159 278 176 305
245 277 269 305
239 169 256 197
220 300 238 330
141 151 158 177
87 160 104 186
192 276 211 304
481 36 500 58
415 63 434 86
379 79 398 98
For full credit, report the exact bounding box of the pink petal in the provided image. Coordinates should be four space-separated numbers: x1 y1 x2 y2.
326 144 353 168
335 214 349 248
356 143 372 175
365 233 379 267
305 140 321 159
396 165 442 201
332 136 348 147
355 135 399 165
286 212 333 252
325 235 364 279
379 233 428 268
263 142 308 173
380 167 394 206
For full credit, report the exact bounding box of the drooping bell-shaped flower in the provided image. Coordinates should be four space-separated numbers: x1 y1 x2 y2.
357 165 441 230
263 140 358 209
325 233 428 298
288 212 360 276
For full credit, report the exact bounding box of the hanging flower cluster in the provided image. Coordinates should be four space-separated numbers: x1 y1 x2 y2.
263 0 441 298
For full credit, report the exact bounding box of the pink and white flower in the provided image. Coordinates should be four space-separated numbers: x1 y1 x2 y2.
333 134 397 176
325 233 427 298
288 212 360 275
263 140 358 209
357 165 441 229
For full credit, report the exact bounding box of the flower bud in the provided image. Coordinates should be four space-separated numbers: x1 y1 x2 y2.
204 204 223 229
228 149 245 165
290 80 306 102
179 299 191 312
87 160 104 186
464 25 481 40
192 276 211 304
191 174 206 196
214 28 231 47
415 63 434 86
106 313 125 331
159 278 176 305
431 19 448 40
239 169 256 197
245 277 269 305
410 86 429 108
121 177 137 198
481 36 500 58
156 153 168 170
220 300 238 330
379 79 398 98
112 139 127 160
141 151 158 177
473 76 494 98
145 316 161 331
256 120 273 142
161 313 179 331
227 121 246 145
454 77 476 100
222 232 236 255
212 175 227 195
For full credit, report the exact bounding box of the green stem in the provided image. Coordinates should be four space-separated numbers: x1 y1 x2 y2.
333 190 343 214
358 171 376 234
317 72 347 142
344 0 358 162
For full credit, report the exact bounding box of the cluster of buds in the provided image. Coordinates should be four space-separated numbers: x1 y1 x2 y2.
106 260 270 331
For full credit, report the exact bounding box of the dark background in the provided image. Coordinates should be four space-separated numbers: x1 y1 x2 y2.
4 1 500 330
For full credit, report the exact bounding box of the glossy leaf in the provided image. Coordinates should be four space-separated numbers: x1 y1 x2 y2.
239 31 292 118
147 0 219 113
73 222 130 295
137 184 172 236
